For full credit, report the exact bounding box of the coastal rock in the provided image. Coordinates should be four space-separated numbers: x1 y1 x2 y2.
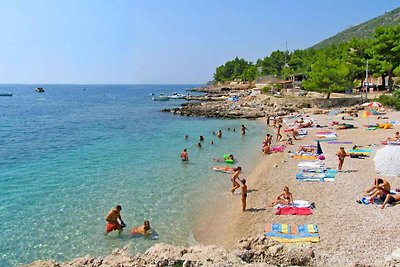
22 261 60 267
268 244 283 256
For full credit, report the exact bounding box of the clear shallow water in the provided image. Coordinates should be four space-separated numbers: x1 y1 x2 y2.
0 84 267 266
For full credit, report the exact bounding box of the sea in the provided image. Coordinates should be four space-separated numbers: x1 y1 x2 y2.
0 84 268 267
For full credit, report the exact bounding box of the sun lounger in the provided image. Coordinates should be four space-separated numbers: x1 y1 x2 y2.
265 223 320 243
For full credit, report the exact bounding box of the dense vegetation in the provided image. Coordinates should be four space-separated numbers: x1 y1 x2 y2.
213 24 400 100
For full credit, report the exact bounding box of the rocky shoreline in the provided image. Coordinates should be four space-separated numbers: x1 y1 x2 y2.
23 235 400 267
162 85 366 119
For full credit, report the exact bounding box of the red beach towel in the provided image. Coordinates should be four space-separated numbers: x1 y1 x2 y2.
275 207 313 215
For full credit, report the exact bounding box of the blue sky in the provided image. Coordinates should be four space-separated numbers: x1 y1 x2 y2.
0 0 398 84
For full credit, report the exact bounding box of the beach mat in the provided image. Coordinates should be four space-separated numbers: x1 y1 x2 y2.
301 169 337 174
296 175 334 182
296 173 335 179
327 141 353 144
275 207 313 215
297 161 325 169
347 149 373 153
265 223 320 243
291 155 318 160
315 138 337 142
274 200 310 209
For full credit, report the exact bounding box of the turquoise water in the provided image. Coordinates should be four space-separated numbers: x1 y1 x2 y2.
0 85 267 266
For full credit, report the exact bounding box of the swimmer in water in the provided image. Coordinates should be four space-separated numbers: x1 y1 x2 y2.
130 220 151 236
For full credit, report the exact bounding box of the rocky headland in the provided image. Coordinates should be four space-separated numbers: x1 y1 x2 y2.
162 85 366 119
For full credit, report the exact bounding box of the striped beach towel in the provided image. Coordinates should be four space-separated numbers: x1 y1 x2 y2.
265 223 320 243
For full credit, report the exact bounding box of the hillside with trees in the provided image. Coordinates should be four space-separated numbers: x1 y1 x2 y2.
311 7 400 49
212 7 400 102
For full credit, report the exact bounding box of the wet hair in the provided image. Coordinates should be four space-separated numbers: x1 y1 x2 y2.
183 148 187 152
230 154 234 158
144 220 150 230
116 205 122 210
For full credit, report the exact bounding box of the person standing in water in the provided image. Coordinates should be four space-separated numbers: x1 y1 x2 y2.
105 205 125 235
180 148 189 161
266 115 270 126
241 124 249 135
230 167 242 194
217 130 222 138
336 147 347 171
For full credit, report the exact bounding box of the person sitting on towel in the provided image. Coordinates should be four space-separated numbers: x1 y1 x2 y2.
381 194 400 209
365 178 391 199
269 186 293 207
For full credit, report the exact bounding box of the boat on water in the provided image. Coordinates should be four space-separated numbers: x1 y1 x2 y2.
168 92 186 99
35 87 45 92
152 94 170 101
0 93 13 96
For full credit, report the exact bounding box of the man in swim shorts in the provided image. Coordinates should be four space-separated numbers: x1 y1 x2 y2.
180 148 189 161
105 205 125 235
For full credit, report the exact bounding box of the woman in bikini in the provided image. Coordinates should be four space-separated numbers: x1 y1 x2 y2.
230 167 242 194
381 194 400 209
336 147 348 171
269 186 293 207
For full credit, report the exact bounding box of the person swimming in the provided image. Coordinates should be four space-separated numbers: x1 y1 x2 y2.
130 220 152 237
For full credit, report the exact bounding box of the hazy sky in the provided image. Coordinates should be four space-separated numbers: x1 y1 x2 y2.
0 0 398 84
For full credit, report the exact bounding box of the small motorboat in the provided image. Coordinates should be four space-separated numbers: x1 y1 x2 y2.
35 87 45 92
168 92 186 99
0 92 13 96
152 94 170 101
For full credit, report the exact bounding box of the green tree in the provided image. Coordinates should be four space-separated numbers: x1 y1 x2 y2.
242 65 259 81
213 57 253 82
302 51 353 99
367 25 400 91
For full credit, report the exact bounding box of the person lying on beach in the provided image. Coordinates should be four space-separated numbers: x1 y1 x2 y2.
299 121 313 128
211 166 235 173
295 118 304 124
298 146 316 153
336 147 348 171
381 194 400 209
105 205 126 235
365 178 391 199
269 186 293 207
230 167 242 194
130 220 152 237
180 148 189 161
387 132 400 141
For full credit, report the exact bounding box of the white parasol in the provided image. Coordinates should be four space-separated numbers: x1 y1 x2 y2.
373 146 400 176
361 102 383 108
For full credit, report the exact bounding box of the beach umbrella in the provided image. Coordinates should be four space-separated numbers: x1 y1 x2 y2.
361 102 383 108
316 140 323 155
362 110 372 118
373 146 400 176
